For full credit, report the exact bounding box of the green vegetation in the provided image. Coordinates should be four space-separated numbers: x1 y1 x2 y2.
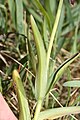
0 0 80 120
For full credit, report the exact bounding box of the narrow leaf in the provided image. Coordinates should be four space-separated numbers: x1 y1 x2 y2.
47 0 63 69
27 35 36 75
44 0 54 25
30 15 47 100
12 70 31 120
8 0 16 27
54 5 65 57
43 17 48 50
38 106 80 120
31 15 47 120
63 81 80 87
49 0 57 16
28 8 43 23
32 0 51 31
15 0 24 33
47 53 80 93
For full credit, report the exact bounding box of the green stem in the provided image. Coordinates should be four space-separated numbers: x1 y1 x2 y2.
33 99 42 120
47 0 63 69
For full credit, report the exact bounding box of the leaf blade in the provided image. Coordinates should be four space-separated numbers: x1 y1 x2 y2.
15 0 24 33
12 70 31 120
8 0 16 27
47 53 80 93
30 15 47 100
38 106 80 120
63 81 80 87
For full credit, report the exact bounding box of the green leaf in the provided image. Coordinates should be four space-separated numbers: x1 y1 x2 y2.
61 4 80 36
31 15 47 120
44 0 54 25
49 0 57 16
71 20 79 54
47 0 63 69
38 106 80 120
30 15 47 100
64 0 74 26
12 70 31 120
15 0 24 33
27 32 36 75
8 0 16 27
47 53 80 93
54 5 65 57
43 17 48 50
27 8 43 23
63 81 80 87
32 0 51 31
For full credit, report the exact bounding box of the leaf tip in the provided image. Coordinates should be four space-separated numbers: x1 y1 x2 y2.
12 69 20 81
